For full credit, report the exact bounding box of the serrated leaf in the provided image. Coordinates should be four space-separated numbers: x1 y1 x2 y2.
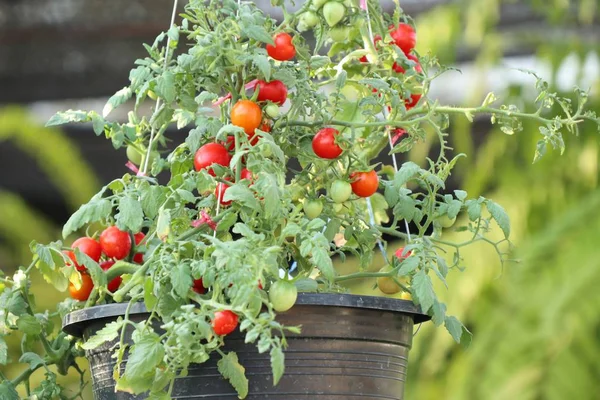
270 346 285 385
217 352 249 399
241 25 274 45
45 110 90 127
252 54 271 81
0 381 20 399
486 200 510 238
454 190 467 201
323 219 342 242
103 87 132 117
124 332 165 379
156 71 176 104
116 196 144 233
141 186 166 220
63 198 112 238
533 139 547 163
17 315 42 336
91 112 106 135
466 200 482 222
360 78 389 91
412 270 435 314
431 300 447 326
309 56 330 69
170 264 192 298
394 194 416 221
445 315 471 346
144 277 157 310
335 70 347 90
447 200 462 219
311 244 335 282
82 318 124 350
294 278 318 292
398 256 420 275
19 352 45 370
223 185 260 210
394 162 420 187
0 337 7 365
173 109 195 129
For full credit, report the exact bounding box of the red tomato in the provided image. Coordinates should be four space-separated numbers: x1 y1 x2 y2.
390 23 416 55
392 54 422 74
100 260 122 292
212 310 238 336
194 143 232 176
395 247 412 260
350 170 379 197
66 237 102 271
256 80 288 105
312 128 343 159
192 278 206 294
225 136 236 151
215 182 231 206
240 168 253 181
266 32 296 61
359 35 382 63
231 100 262 135
99 226 132 260
405 93 422 110
69 272 94 301
133 232 145 264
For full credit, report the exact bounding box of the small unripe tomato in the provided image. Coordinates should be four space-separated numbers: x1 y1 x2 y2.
329 26 350 42
265 103 280 119
303 199 323 219
269 280 298 312
126 145 143 165
436 214 457 228
322 2 346 27
298 11 319 30
329 180 352 203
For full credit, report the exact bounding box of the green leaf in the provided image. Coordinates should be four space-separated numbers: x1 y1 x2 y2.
335 70 347 90
170 264 192 298
256 174 281 218
444 315 471 346
17 315 42 336
447 200 462 219
486 200 511 238
19 352 45 370
144 277 157 310
0 382 19 400
394 162 420 186
466 199 482 222
533 139 547 163
124 332 165 379
156 208 171 241
311 243 335 283
270 346 285 385
116 196 144 233
217 352 249 399
63 198 112 238
323 219 342 242
6 290 27 316
156 71 177 104
394 194 417 221
412 270 435 314
398 256 420 275
241 25 274 45
0 336 8 365
309 56 330 69
45 110 90 126
223 185 260 210
174 109 195 129
141 186 166 220
454 190 467 201
82 318 124 350
359 78 389 91
103 87 133 117
431 301 447 326
294 278 318 292
90 112 106 135
252 54 271 81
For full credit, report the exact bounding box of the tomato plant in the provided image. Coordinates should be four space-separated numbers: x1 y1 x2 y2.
69 272 94 301
377 265 408 295
350 170 379 197
256 80 288 105
212 310 238 336
266 32 296 61
312 127 343 159
269 280 298 312
194 143 232 175
99 226 132 260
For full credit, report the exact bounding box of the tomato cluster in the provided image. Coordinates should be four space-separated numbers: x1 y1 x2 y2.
66 227 146 301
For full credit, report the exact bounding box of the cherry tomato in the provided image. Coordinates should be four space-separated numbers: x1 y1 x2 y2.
266 33 296 61
303 199 323 219
322 2 345 27
405 93 422 110
231 100 262 135
67 237 102 271
436 214 456 228
225 136 236 151
297 11 319 31
350 170 379 197
126 145 143 165
212 310 238 336
256 80 288 105
312 127 342 159
400 291 413 301
240 168 253 181
215 182 231 206
194 143 232 176
269 280 298 312
392 54 422 74
133 232 145 264
69 272 94 301
312 0 329 9
390 23 416 55
395 247 412 260
377 265 407 295
329 180 352 203
329 26 350 42
359 35 382 63
265 104 280 119
99 226 132 260
192 278 206 294
100 260 122 292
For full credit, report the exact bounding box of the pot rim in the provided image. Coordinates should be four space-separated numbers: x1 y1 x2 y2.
63 293 430 337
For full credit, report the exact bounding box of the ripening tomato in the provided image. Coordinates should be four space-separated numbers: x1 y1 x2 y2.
133 232 145 264
231 100 262 135
405 93 422 110
194 143 232 176
67 237 102 271
215 182 231 206
212 310 238 336
100 261 122 292
400 291 413 301
269 280 298 312
69 272 94 301
266 33 296 61
256 80 288 105
359 35 382 63
390 23 416 55
377 265 408 295
99 226 132 260
350 170 379 197
312 128 343 159
392 53 422 74
192 278 206 294
329 180 352 203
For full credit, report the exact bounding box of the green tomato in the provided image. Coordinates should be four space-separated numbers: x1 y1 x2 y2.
377 265 408 295
303 199 323 219
289 185 305 202
312 0 329 9
329 180 352 203
322 2 345 27
298 11 319 29
265 103 280 119
436 214 457 228
269 280 298 312
329 26 350 42
147 90 158 100
126 145 143 165
332 202 344 213
142 151 159 168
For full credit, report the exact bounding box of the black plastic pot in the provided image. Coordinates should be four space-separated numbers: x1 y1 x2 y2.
63 293 429 400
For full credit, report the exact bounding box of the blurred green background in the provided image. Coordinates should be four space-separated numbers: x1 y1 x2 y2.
1 0 599 399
